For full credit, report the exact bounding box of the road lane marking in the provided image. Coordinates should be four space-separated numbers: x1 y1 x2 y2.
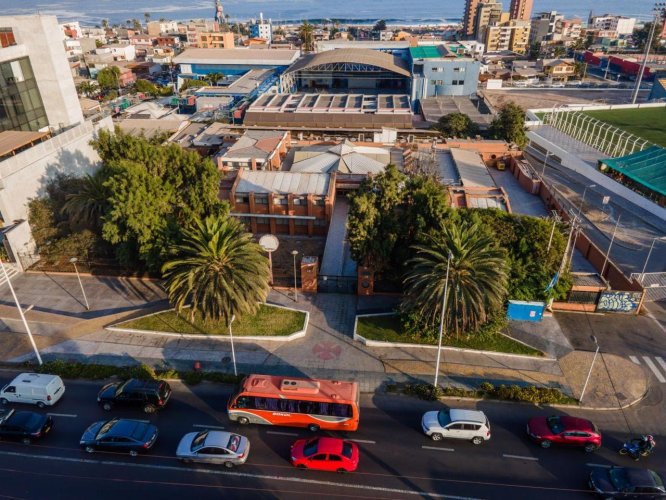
348 439 375 444
629 356 640 364
642 357 666 383
266 431 299 437
586 463 612 468
0 450 480 500
193 424 225 430
502 454 538 461
422 446 455 452
656 357 666 376
47 413 77 418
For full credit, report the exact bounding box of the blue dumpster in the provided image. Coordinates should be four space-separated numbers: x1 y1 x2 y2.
506 300 545 322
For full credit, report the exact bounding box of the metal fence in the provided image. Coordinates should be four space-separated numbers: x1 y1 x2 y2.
630 272 666 302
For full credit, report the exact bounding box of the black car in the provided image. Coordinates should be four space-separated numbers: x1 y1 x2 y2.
97 379 171 414
590 467 666 499
0 409 53 444
80 418 158 456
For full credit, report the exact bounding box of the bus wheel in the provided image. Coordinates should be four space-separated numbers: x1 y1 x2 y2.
307 424 320 433
238 417 249 425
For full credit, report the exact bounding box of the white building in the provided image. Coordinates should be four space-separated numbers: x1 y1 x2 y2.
250 13 272 43
147 20 179 36
591 16 636 36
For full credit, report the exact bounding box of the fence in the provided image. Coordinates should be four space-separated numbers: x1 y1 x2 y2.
629 273 666 303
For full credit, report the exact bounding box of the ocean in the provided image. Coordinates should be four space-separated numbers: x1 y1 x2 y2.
2 0 654 26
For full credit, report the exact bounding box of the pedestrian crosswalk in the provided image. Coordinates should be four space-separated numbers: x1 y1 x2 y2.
630 355 666 383
0 264 19 288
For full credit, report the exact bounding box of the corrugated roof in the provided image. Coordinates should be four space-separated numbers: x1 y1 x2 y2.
236 171 330 195
601 146 666 197
284 49 411 77
173 48 299 65
450 148 497 188
289 140 389 174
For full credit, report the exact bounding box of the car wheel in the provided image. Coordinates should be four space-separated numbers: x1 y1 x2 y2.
471 436 484 445
430 433 443 441
85 446 95 454
36 402 46 409
307 424 320 433
238 417 249 425
22 438 31 445
224 462 235 469
297 464 307 470
129 450 138 457
102 402 112 411
0 398 7 405
143 404 156 414
584 444 597 453
540 440 552 449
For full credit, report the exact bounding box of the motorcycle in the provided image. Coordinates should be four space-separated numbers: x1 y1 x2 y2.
619 435 656 460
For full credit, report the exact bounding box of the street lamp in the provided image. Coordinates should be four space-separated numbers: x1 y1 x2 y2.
228 314 237 377
580 335 599 403
69 258 90 311
601 214 621 277
541 150 551 179
433 251 453 389
291 250 299 302
640 236 666 284
576 184 596 220
0 258 42 365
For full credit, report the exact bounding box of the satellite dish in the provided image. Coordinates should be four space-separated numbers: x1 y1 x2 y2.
259 234 279 253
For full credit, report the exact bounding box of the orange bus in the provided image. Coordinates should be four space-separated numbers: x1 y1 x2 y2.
227 374 359 432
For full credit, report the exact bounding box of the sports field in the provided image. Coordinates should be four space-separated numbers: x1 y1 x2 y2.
583 107 666 148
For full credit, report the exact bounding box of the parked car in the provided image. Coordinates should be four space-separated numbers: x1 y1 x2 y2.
421 408 491 444
80 418 158 456
0 373 65 408
176 430 250 468
0 409 53 444
97 379 171 414
590 467 666 499
290 437 359 472
527 415 601 452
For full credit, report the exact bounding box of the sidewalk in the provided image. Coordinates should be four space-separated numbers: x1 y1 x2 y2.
0 273 648 408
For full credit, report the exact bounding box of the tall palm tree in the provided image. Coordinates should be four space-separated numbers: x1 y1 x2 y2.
206 72 225 86
299 21 315 52
62 172 109 229
162 216 270 325
402 221 508 337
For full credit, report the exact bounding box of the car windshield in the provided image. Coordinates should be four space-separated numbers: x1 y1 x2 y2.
341 442 353 459
23 413 42 429
191 431 208 451
115 380 131 396
546 416 563 434
96 419 118 439
437 411 452 428
303 439 319 457
609 468 631 491
227 434 241 452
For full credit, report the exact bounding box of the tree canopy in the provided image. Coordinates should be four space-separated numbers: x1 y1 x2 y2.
490 102 528 149
433 112 479 138
96 66 121 92
373 20 387 32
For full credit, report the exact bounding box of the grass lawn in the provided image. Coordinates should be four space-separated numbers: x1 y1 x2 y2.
356 315 542 356
583 108 666 148
118 304 306 336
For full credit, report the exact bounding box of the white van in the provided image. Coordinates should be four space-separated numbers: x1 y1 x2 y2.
0 373 65 408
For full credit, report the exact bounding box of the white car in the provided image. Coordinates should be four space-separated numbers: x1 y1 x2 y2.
421 408 491 445
176 430 250 468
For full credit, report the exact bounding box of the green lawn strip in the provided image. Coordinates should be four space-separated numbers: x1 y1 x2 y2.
118 304 306 336
356 315 542 356
583 108 666 148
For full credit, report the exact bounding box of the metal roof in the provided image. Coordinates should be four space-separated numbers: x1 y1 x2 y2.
450 148 497 188
601 146 666 197
236 171 331 195
284 48 411 77
173 48 300 66
290 141 389 174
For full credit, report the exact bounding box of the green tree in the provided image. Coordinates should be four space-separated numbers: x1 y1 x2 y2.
134 79 158 96
162 215 270 324
76 81 99 97
570 36 586 51
373 19 387 32
132 19 142 31
144 12 150 27
634 22 662 53
205 72 225 86
101 19 109 29
299 21 315 52
96 66 121 92
61 172 109 230
489 102 528 149
402 220 508 336
433 112 479 138
179 78 208 92
552 45 566 58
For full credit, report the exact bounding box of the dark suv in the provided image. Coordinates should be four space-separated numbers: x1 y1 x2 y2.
97 379 171 414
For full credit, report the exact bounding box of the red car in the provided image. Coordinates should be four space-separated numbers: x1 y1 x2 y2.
527 415 601 452
290 437 359 472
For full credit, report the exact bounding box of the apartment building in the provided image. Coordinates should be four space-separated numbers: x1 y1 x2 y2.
591 16 636 37
509 0 533 21
484 20 531 54
197 31 235 49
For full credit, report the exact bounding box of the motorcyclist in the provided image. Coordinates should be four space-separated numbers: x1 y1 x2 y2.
628 435 655 460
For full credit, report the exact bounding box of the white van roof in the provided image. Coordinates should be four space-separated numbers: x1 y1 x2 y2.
11 373 62 387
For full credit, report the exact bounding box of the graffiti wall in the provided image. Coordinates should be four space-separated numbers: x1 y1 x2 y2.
596 291 643 313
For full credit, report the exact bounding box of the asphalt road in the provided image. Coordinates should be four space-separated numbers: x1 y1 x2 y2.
0 376 664 500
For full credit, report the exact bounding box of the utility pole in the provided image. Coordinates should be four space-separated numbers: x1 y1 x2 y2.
632 4 664 104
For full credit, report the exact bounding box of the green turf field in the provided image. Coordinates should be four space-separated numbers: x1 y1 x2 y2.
583 107 666 148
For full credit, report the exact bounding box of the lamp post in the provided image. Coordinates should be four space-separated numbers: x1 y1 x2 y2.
433 251 453 389
228 314 237 377
601 214 621 277
291 250 299 302
0 258 42 365
541 150 551 179
580 335 599 403
69 258 90 311
640 236 666 284
632 3 665 104
576 184 596 220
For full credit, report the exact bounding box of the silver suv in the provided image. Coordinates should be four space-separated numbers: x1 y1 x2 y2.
421 408 491 445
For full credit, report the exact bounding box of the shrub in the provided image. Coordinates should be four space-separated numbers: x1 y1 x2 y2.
404 383 443 401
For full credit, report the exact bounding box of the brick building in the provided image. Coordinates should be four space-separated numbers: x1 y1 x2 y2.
216 130 290 171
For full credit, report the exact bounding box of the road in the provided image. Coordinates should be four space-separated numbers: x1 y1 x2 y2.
0 376 664 499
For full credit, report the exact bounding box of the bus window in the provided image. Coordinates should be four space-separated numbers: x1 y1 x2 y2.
234 396 250 409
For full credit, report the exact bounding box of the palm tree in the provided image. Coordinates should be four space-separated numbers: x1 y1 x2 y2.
552 45 567 58
162 216 270 325
299 21 315 52
61 172 109 229
144 12 150 28
402 221 508 337
206 72 225 86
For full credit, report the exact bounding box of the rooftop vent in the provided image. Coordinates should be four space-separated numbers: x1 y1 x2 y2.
280 379 320 394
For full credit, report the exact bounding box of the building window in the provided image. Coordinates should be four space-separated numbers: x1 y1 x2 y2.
0 57 48 132
0 28 16 48
453 67 466 72
273 196 287 205
452 80 465 85
254 194 268 205
256 217 269 225
295 219 308 226
432 67 444 73
235 194 249 204
314 219 328 227
292 197 304 205
313 197 326 206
